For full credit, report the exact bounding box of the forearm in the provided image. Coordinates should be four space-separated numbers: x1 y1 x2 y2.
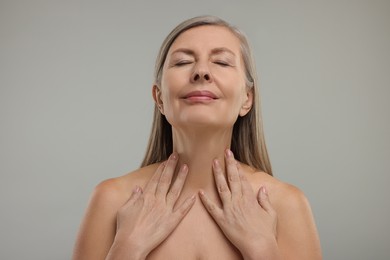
241 238 282 260
105 236 148 260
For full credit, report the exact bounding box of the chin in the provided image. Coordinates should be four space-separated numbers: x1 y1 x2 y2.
171 114 235 130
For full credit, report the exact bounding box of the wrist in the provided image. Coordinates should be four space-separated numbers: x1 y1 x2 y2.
241 237 281 260
106 234 148 260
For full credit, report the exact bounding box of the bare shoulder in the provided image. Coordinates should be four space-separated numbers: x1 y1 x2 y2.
94 162 160 203
72 163 160 260
241 166 310 213
86 162 161 224
241 165 322 259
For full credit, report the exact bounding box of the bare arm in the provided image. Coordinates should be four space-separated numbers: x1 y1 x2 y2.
275 185 322 260
72 179 126 260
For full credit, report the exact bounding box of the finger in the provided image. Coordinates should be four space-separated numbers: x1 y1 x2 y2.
225 149 242 198
199 190 223 221
212 159 231 205
171 194 196 224
257 186 275 214
167 164 188 207
238 169 255 198
156 153 178 198
126 185 142 205
143 162 165 194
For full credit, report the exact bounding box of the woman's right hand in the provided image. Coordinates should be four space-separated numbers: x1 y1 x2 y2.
106 153 196 260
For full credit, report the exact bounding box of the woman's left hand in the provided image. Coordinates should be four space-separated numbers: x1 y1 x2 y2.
199 149 280 260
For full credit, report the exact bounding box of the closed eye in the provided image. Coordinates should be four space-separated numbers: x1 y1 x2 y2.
175 60 193 66
214 61 230 67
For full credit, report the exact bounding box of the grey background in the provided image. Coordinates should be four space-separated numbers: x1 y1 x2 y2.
1 0 389 259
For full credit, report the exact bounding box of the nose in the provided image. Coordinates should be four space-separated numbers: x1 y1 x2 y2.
190 63 212 83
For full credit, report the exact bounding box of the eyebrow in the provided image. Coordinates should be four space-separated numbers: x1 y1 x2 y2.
210 47 236 56
170 47 236 57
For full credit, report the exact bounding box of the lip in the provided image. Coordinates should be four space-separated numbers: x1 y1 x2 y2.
182 90 218 100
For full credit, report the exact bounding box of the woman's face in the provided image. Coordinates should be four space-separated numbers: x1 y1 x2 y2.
154 25 252 129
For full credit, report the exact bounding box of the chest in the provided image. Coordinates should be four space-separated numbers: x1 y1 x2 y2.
146 199 243 260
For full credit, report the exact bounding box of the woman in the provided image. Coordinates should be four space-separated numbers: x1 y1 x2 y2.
73 16 322 259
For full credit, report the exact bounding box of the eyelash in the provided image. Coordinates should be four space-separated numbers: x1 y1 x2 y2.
214 61 230 67
175 60 192 66
175 61 230 67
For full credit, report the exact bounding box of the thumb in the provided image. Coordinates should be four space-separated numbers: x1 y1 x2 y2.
257 186 273 213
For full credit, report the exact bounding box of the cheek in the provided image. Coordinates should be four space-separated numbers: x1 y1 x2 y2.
160 74 177 102
160 89 176 115
159 79 181 118
220 77 247 103
231 88 250 116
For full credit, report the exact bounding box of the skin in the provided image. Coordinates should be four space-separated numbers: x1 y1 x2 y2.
72 25 322 260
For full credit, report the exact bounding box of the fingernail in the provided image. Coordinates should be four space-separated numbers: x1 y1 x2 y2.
199 190 205 196
172 152 178 160
213 159 219 168
133 185 140 193
261 186 267 195
181 164 188 172
225 149 232 158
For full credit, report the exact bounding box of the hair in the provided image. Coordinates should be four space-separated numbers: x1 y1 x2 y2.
140 15 273 176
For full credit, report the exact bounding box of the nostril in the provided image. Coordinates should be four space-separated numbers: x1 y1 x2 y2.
204 74 210 81
193 74 200 81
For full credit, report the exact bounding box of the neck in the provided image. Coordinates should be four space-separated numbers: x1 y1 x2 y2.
172 127 232 191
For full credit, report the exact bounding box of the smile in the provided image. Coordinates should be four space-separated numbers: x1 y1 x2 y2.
182 90 218 102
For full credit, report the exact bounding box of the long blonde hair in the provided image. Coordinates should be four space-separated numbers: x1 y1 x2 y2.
141 15 273 176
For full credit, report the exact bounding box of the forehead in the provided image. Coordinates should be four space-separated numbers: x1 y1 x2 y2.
168 25 241 55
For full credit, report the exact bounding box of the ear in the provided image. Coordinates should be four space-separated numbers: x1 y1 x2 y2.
239 88 253 117
152 84 164 114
